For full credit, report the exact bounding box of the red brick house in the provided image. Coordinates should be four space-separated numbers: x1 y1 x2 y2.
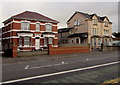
2 11 59 52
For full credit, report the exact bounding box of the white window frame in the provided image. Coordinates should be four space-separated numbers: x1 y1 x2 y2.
105 21 109 26
74 20 80 26
24 36 30 47
19 36 22 47
49 37 53 44
93 19 97 25
98 38 101 46
21 21 30 31
44 37 47 46
45 23 52 32
36 22 40 31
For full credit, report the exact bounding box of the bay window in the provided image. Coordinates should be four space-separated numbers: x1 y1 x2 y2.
49 37 53 44
19 37 22 46
24 37 30 46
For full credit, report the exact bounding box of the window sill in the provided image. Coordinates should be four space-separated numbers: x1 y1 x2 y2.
104 25 108 27
93 24 98 26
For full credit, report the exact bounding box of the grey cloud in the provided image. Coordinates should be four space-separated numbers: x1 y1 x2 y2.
0 2 118 32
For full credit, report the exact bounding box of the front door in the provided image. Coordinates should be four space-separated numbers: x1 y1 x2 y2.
35 39 40 50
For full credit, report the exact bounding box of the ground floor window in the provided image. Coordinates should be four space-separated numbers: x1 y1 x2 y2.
44 38 47 46
109 38 112 42
93 38 96 46
98 38 101 46
104 39 108 45
49 37 53 44
19 37 22 46
24 37 30 46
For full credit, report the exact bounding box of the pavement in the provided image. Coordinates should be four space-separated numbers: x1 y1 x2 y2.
2 50 119 64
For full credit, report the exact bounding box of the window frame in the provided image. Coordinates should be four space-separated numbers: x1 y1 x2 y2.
24 36 30 47
49 37 53 44
36 23 40 31
19 36 22 46
105 21 109 27
74 20 80 26
21 21 30 30
45 23 52 32
93 19 98 25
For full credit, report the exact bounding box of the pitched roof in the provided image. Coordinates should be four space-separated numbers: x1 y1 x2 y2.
67 11 112 23
3 11 59 23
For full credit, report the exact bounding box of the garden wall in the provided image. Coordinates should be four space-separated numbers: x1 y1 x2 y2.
48 45 90 55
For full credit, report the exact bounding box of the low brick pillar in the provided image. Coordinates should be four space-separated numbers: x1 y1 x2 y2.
12 44 17 58
48 44 52 55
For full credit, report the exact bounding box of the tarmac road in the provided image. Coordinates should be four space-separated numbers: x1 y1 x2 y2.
2 51 120 84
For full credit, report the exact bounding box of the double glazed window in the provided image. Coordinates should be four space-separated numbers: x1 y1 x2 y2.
24 37 30 46
36 23 40 31
19 37 22 46
19 36 30 46
93 28 98 35
74 20 80 26
21 22 30 30
98 39 101 46
93 19 97 25
49 38 53 44
45 24 52 32
93 38 96 46
105 21 109 26
104 29 109 35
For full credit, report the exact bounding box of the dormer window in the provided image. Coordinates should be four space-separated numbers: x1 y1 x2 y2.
45 24 52 32
21 21 30 30
74 20 80 26
93 19 97 25
105 21 109 27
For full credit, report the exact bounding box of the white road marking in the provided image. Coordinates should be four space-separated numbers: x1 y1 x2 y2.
24 65 29 69
25 62 68 70
1 61 119 84
86 59 89 61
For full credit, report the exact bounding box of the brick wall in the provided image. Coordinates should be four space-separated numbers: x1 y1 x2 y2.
48 45 90 55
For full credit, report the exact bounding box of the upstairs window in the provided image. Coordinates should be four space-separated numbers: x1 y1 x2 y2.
21 22 30 30
45 24 52 32
105 21 109 27
36 23 40 31
93 19 97 25
74 20 80 26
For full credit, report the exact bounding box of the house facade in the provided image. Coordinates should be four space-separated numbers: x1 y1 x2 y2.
59 11 112 48
2 11 59 52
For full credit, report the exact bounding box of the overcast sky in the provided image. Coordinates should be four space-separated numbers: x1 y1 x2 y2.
0 1 119 32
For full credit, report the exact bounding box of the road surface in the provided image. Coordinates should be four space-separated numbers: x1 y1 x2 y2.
2 51 120 84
